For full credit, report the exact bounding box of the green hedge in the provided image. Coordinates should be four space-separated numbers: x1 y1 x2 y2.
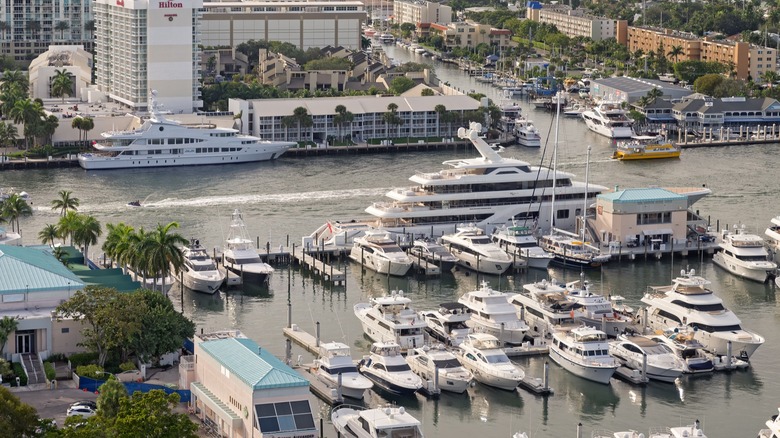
11 362 27 386
75 364 106 380
68 352 98 368
44 362 56 381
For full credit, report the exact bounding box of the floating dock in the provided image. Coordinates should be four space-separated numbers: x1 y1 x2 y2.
293 364 344 406
411 259 441 276
283 323 323 356
613 366 649 386
290 251 346 285
516 361 553 396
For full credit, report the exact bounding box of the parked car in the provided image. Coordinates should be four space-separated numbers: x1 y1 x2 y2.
116 370 143 382
66 403 96 418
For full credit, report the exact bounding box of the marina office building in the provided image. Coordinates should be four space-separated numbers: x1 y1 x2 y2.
229 94 481 143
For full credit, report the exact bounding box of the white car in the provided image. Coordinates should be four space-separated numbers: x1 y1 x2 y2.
67 402 97 418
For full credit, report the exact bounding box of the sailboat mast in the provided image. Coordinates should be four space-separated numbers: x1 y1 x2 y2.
550 91 562 232
582 145 591 242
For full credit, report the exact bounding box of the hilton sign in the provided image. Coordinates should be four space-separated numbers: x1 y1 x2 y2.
158 1 183 7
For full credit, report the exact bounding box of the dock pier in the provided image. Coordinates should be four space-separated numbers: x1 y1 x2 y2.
516 361 553 396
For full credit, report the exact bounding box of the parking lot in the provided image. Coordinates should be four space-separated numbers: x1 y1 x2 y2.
15 388 99 427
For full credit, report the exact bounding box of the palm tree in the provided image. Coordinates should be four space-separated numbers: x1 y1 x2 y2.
667 45 684 64
0 316 18 358
71 116 84 149
52 246 70 267
333 104 354 143
73 214 102 262
0 70 28 95
281 116 296 142
38 224 59 246
0 121 17 149
126 227 150 282
9 99 43 149
646 87 664 103
50 69 74 102
292 107 312 143
140 222 187 292
762 70 779 88
80 117 94 150
102 222 134 272
26 20 41 40
1 194 32 233
383 103 400 139
434 104 447 137
57 210 81 246
55 21 69 40
51 190 80 216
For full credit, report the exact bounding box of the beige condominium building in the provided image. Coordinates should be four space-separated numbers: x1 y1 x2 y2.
622 27 776 81
393 0 452 27
94 0 203 113
200 1 366 50
526 2 624 42
428 21 511 50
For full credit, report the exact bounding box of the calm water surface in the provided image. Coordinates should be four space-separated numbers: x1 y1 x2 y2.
2 46 778 437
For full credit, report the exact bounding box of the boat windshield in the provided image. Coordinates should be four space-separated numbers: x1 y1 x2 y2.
192 263 217 271
324 365 358 374
233 256 262 264
433 358 461 369
385 364 412 372
484 353 510 364
376 426 422 438
470 237 492 245
670 300 725 312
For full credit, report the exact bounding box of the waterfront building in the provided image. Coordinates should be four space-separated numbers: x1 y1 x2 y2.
181 330 317 438
393 0 452 28
590 77 691 104
526 2 626 42
591 188 710 250
28 46 92 101
0 0 94 65
672 96 780 136
428 21 512 50
93 0 203 113
201 1 366 51
621 26 776 81
257 46 379 91
229 94 480 143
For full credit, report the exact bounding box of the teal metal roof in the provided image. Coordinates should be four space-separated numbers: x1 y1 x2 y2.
199 337 308 390
0 244 85 294
598 188 685 203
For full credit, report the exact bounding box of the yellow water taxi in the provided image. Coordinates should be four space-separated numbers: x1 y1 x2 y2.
612 135 681 160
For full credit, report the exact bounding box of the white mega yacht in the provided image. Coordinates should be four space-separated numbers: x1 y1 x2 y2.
348 230 413 276
440 225 513 274
565 279 631 337
581 99 635 138
765 215 780 262
549 326 618 384
78 90 293 170
513 118 542 147
510 279 579 337
457 333 524 390
641 269 765 359
313 122 606 244
313 342 373 400
353 291 427 352
179 239 225 294
712 224 777 283
490 221 553 269
222 209 274 283
458 282 529 345
419 302 471 346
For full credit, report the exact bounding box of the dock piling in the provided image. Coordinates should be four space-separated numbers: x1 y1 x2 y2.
726 341 732 369
543 361 549 392
315 321 321 348
642 353 648 382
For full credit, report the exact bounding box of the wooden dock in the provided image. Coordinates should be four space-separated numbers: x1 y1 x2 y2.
217 265 242 286
283 324 323 356
411 259 441 276
503 338 549 357
290 251 346 285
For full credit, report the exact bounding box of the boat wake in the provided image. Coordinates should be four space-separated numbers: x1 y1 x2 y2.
139 187 390 209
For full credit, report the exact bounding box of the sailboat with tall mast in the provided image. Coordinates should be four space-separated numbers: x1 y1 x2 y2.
539 95 610 269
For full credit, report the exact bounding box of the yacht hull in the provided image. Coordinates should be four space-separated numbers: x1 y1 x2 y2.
712 253 776 283
317 374 370 400
452 253 511 274
181 272 224 294
549 347 615 384
583 118 634 139
349 248 412 276
466 322 526 345
79 147 288 170
359 370 419 396
224 264 271 284
525 255 553 269
470 372 520 391
549 255 605 269
694 331 763 359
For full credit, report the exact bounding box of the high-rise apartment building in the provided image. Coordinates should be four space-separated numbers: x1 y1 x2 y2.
93 0 203 113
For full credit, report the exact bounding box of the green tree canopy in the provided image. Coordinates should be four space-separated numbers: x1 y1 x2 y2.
390 76 416 95
131 290 195 364
673 60 727 85
693 74 725 95
303 57 351 71
0 386 40 436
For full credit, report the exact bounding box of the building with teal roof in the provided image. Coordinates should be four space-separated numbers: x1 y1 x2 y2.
592 187 709 250
183 330 317 438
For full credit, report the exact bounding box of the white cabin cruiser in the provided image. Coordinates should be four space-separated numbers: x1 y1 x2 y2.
222 209 274 283
712 224 777 283
565 279 631 337
457 333 524 390
459 282 529 345
490 222 553 269
409 238 458 272
609 335 683 383
641 269 764 359
354 291 427 352
514 118 542 147
538 229 610 269
440 225 513 274
549 326 618 384
406 345 473 394
419 302 471 346
647 329 714 374
313 342 373 400
331 405 424 438
349 229 413 276
510 279 580 337
78 90 293 170
357 342 422 396
648 420 708 438
179 239 225 294
765 215 780 262
581 99 635 139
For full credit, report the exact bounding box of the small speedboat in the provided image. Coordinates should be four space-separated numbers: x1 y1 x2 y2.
127 200 141 207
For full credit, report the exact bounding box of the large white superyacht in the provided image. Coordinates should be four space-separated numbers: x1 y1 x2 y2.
581 99 635 139
311 122 606 245
78 91 294 170
712 224 777 283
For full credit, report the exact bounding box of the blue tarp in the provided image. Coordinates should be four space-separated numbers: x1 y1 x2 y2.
78 376 191 403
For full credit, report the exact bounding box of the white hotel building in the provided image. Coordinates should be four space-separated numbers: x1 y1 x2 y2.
94 0 203 113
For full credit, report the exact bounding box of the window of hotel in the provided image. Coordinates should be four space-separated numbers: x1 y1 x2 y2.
255 401 315 434
61 328 70 334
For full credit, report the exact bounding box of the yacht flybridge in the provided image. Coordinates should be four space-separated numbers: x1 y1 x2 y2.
313 122 606 245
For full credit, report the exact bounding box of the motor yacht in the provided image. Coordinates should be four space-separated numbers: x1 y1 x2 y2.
354 290 427 352
406 345 473 394
758 407 780 438
440 225 513 274
765 215 780 262
549 326 618 384
491 221 553 269
378 33 395 44
222 209 274 283
513 118 542 147
510 279 579 337
565 279 631 337
712 224 777 283
458 282 529 345
609 334 683 382
641 269 765 359
179 239 225 294
562 103 586 118
648 420 708 438
313 342 373 400
78 90 293 170
313 122 606 246
538 230 610 269
419 302 471 346
331 405 424 438
647 329 714 374
408 238 458 272
581 99 635 138
128 268 175 294
612 136 681 160
357 342 422 396
348 229 413 276
456 333 524 390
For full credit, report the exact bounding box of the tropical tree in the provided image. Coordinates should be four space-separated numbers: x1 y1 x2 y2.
668 45 684 64
383 103 402 139
281 116 296 141
51 190 80 216
72 116 95 150
0 316 18 357
0 121 17 149
37 114 59 146
73 214 102 262
139 222 187 293
102 222 135 272
132 290 195 364
50 68 74 102
434 104 447 137
291 107 312 142
762 70 779 88
8 98 44 149
0 386 40 436
96 377 127 419
57 210 81 245
52 246 70 266
1 193 32 233
55 20 69 39
333 104 354 143
38 224 59 246
0 69 28 95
